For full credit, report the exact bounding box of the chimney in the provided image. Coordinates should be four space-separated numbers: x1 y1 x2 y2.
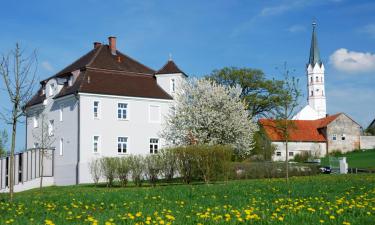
108 36 117 55
93 42 101 49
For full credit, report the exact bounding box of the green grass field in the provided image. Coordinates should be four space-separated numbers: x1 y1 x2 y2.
321 149 375 169
0 174 374 225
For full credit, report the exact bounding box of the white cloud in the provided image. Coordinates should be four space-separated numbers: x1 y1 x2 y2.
329 48 375 73
41 61 54 72
287 25 306 33
359 24 375 38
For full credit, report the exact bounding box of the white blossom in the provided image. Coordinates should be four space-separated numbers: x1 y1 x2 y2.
161 78 257 157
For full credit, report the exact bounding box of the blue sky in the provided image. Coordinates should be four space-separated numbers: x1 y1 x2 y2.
1 0 374 150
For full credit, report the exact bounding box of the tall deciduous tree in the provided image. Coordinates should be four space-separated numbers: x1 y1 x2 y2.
208 67 286 118
270 64 301 183
161 78 257 158
0 44 37 200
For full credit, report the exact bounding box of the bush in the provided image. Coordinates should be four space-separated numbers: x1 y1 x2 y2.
128 155 144 187
144 154 162 186
159 148 178 181
329 150 343 157
100 157 117 187
116 157 131 187
89 158 102 186
293 151 310 163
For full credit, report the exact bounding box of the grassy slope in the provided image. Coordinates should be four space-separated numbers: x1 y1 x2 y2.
0 174 374 225
321 149 375 169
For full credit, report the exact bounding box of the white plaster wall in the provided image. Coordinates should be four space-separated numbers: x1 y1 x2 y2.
307 63 326 118
26 78 79 186
78 93 173 184
155 73 185 97
360 136 375 149
0 177 54 193
272 141 326 161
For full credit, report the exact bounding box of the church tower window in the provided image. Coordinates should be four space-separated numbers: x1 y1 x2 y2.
316 76 319 82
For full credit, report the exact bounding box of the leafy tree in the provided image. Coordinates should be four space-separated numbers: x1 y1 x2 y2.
161 78 257 158
0 129 8 157
0 44 37 200
208 67 286 118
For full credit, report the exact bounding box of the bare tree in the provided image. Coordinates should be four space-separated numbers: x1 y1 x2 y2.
0 43 37 200
270 63 301 183
32 113 55 191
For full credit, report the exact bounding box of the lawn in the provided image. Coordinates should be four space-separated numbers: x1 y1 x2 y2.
320 149 375 169
0 175 374 225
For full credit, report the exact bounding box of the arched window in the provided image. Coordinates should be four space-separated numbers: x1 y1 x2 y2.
310 77 313 83
311 91 313 96
316 76 319 82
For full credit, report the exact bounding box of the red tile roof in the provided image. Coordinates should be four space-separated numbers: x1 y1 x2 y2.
259 113 341 142
155 60 187 76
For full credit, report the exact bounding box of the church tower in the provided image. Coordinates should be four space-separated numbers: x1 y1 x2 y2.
306 22 326 118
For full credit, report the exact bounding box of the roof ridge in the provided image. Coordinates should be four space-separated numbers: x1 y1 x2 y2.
87 44 104 67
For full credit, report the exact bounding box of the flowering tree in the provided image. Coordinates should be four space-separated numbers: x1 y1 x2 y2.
161 78 257 158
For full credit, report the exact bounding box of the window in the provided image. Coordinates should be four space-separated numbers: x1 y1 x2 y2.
118 137 128 154
170 78 176 93
341 134 346 141
48 120 54 136
149 105 161 123
310 77 313 83
93 101 99 119
93 136 100 153
117 103 128 119
49 83 55 96
316 76 319 82
59 104 64 121
289 151 294 156
276 152 281 156
68 76 73 86
311 91 313 96
34 143 39 149
33 115 39 128
59 138 64 156
150 138 159 154
332 134 337 141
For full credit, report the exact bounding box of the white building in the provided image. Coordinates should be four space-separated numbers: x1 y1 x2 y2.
293 22 326 120
24 37 187 185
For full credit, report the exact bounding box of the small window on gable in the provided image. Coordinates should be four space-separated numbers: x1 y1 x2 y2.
68 76 73 86
49 83 55 96
341 134 346 141
276 152 281 156
170 78 176 93
332 134 337 141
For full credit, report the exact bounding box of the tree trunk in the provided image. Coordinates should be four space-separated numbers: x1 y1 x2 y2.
9 116 17 201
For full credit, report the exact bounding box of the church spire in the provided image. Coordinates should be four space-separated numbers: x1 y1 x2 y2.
308 21 322 67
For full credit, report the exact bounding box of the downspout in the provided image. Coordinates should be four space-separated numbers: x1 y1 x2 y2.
74 93 80 185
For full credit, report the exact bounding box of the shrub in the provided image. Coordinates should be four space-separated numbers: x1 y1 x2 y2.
128 155 144 187
100 157 117 187
144 154 162 186
159 148 178 181
88 158 102 186
116 157 131 187
293 151 310 163
174 146 199 184
329 150 343 157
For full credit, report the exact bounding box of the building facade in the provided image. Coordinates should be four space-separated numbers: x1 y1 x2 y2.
25 37 187 185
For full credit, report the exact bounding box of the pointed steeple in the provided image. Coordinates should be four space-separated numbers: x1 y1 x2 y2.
308 21 322 67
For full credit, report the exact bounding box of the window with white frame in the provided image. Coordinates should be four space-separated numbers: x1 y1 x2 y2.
33 115 39 128
332 134 337 141
170 78 176 93
118 137 128 154
117 103 128 119
150 138 159 154
48 120 54 136
59 138 64 156
59 104 64 121
341 134 346 141
276 152 281 156
289 151 294 156
93 136 100 153
149 105 161 123
49 83 55 96
93 101 99 118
